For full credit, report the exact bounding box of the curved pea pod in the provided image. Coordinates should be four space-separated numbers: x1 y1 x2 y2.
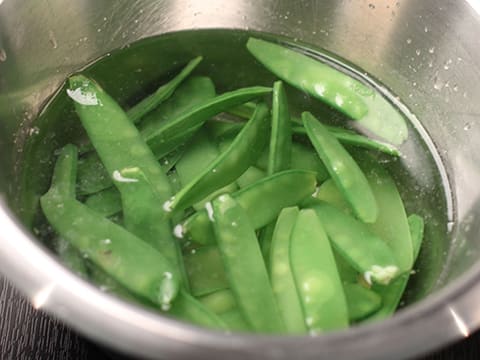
310 201 400 285
268 81 292 174
290 209 349 333
246 37 408 145
356 152 414 273
206 120 244 141
165 103 271 213
212 194 285 333
292 125 401 157
76 76 215 196
269 207 307 334
182 169 317 245
369 214 424 320
169 290 227 330
199 289 237 314
183 245 229 297
344 283 382 322
236 166 266 189
302 111 378 223
315 178 351 213
175 129 238 210
144 87 271 162
127 56 203 124
40 145 180 308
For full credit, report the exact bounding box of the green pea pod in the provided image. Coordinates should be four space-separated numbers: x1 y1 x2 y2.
236 166 266 189
356 153 414 273
127 56 203 124
309 201 399 285
315 178 351 213
212 194 285 333
206 120 244 141
258 221 276 268
176 129 238 210
76 76 215 196
220 309 251 332
199 289 237 314
344 283 382 322
169 290 227 330
268 81 292 174
292 126 400 157
182 169 317 245
369 214 424 320
41 145 180 308
69 75 188 284
84 187 122 217
183 245 229 296
166 103 270 213
333 250 359 284
225 104 400 157
290 209 349 333
246 37 408 145
302 112 378 223
145 88 271 163
269 207 307 334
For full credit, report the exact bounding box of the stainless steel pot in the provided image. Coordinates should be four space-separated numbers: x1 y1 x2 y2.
1 0 480 359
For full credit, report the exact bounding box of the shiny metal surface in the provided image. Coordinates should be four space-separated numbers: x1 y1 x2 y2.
1 0 480 359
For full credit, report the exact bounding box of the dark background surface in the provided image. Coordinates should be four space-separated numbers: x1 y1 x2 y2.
1 277 478 360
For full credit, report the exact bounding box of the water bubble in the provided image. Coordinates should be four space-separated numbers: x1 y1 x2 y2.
464 123 471 131
424 26 429 32
0 48 6 62
428 47 435 54
415 49 421 56
453 84 459 92
406 38 412 44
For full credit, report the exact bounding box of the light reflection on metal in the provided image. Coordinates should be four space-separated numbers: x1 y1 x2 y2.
32 283 56 309
449 307 470 338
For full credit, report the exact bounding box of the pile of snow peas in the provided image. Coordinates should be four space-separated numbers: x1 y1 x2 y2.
41 37 424 334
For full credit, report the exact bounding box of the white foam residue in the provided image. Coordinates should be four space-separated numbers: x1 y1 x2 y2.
162 197 174 212
364 265 399 285
205 201 214 221
314 84 326 96
173 224 184 239
335 94 344 107
112 170 138 183
66 87 99 106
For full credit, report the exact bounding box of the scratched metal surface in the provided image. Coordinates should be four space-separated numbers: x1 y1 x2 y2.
0 276 479 360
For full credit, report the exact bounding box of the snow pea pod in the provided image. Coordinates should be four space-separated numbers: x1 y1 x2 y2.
212 194 284 333
309 200 399 285
199 289 237 314
127 56 203 124
292 126 400 157
236 166 266 189
369 214 424 320
269 207 307 334
344 283 382 322
183 245 229 296
144 87 271 163
246 37 408 145
76 77 215 195
165 103 270 213
175 129 238 210
356 152 414 273
169 290 227 330
268 81 292 174
303 111 378 223
182 169 317 245
41 145 180 308
290 209 349 333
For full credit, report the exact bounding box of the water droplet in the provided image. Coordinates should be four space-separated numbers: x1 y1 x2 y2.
428 47 435 54
406 38 412 44
28 127 40 136
424 26 429 32
453 84 459 92
0 48 7 62
464 123 471 131
97 28 102 33
415 49 421 56
103 16 107 21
